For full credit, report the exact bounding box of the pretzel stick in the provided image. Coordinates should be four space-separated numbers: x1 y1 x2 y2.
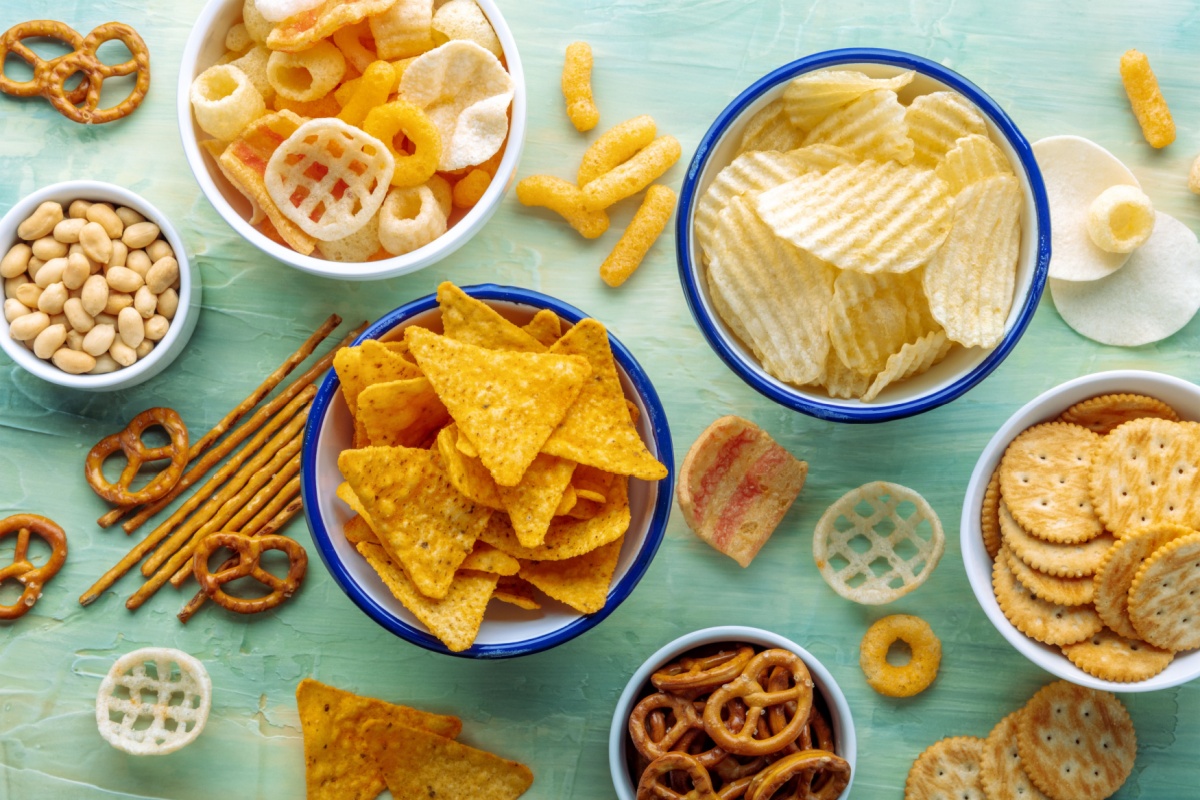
99 313 343 529
241 475 302 537
177 496 303 624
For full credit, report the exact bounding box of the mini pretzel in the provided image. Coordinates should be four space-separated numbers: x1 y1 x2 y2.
636 753 719 800
0 20 88 102
744 750 851 800
85 407 189 506
42 22 150 124
0 514 67 620
703 649 813 757
652 645 756 697
629 692 703 761
193 532 307 614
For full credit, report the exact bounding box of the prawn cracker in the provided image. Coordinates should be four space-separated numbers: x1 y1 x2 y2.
904 737 987 800
1093 522 1191 639
999 422 1104 543
992 552 1102 646
1059 392 1180 435
1003 547 1094 607
1062 627 1174 683
980 712 1050 800
517 536 623 614
999 501 1113 578
1089 418 1200 537
1127 531 1200 651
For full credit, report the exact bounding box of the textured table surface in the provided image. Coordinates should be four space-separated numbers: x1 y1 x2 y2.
2 1 1199 797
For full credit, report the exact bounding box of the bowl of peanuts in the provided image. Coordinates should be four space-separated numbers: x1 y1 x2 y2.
0 180 199 391
176 0 526 281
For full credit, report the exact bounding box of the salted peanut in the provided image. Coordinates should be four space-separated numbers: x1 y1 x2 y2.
135 339 154 359
117 306 145 348
32 236 68 261
145 239 173 263
104 291 133 316
4 274 30 299
90 353 119 374
68 200 93 219
4 298 30 323
157 288 179 320
125 249 151 277
9 310 50 341
53 217 87 244
81 274 109 317
146 257 179 295
14 282 41 308
33 323 67 359
107 240 128 268
109 339 137 367
33 256 67 289
1 243 32 278
18 201 63 240
122 222 160 250
134 286 157 318
107 266 145 294
53 347 96 374
85 203 125 239
26 257 44 282
65 328 84 351
115 207 145 227
37 282 67 315
143 314 170 341
63 252 91 290
83 324 116 356
80 222 114 264
63 297 95 332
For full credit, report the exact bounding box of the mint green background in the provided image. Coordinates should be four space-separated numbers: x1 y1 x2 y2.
2 1 1199 797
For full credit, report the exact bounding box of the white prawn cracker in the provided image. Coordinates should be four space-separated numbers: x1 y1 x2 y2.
432 0 502 59
379 183 448 255
95 647 212 756
265 118 395 242
189 64 265 142
937 132 1014 195
801 89 915 164
813 481 945 604
905 90 988 168
782 68 915 132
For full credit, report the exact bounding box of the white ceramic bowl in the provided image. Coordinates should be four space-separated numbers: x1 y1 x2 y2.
300 284 674 658
962 369 1200 691
609 626 857 799
677 47 1051 423
177 0 526 280
0 181 200 392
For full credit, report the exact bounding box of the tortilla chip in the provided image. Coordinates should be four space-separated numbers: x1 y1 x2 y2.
343 514 378 545
405 327 591 487
438 282 547 353
556 485 577 516
518 536 624 614
478 475 630 560
572 464 614 504
563 497 604 520
339 446 491 599
334 339 424 446
436 425 503 510
296 678 461 800
457 429 480 457
358 543 498 652
543 319 667 481
497 454 578 549
460 541 521 576
357 377 450 447
522 309 563 348
492 576 541 610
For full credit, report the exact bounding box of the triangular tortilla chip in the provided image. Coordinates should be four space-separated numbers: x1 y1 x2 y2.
497 454 577 549
572 464 614 504
339 446 491 599
556 485 577 516
334 339 424 446
564 497 604 520
543 319 667 480
478 476 630 561
343 513 378 545
491 576 541 610
522 309 563 348
358 543 498 652
518 536 624 614
406 327 591 486
296 678 461 800
460 541 520 576
436 425 503 509
357 377 450 447
438 281 546 353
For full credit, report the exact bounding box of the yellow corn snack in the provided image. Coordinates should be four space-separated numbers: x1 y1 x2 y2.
577 114 656 187
452 169 492 209
363 100 442 187
516 175 609 239
581 135 681 211
338 60 397 127
600 184 676 288
1119 49 1175 148
562 41 599 132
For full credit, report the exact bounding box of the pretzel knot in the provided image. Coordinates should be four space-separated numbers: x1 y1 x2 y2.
636 752 719 800
193 532 308 615
703 649 813 757
0 514 68 621
85 407 189 506
0 20 87 101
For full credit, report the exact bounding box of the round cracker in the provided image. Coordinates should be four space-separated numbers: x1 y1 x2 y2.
999 500 1114 578
1062 627 1174 683
1127 531 1200 651
1016 681 1136 800
905 736 987 800
1059 393 1180 435
980 711 1051 800
992 553 1102 646
1093 522 1193 639
999 422 1104 544
981 467 1002 560
1003 546 1095 606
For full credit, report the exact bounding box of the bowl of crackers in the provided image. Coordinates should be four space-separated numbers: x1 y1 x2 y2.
609 625 857 800
301 282 673 657
177 0 525 280
677 47 1051 422
964 369 1200 691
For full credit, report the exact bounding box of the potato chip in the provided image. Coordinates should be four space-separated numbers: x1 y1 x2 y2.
492 576 540 610
497 454 577 548
924 174 1021 348
399 41 514 170
828 269 931 375
190 64 266 142
518 536 623 614
436 425 504 510
905 90 988 168
266 0 396 52
479 476 630 561
819 347 872 400
543 319 667 480
801 89 914 164
371 717 534 798
782 68 915 132
577 115 656 187
432 0 502 59
370 0 435 60
753 160 953 275
861 330 951 403
438 281 546 352
580 135 681 211
515 175 610 239
339 446 492 599
1086 185 1154 254
936 133 1014 195
378 183 448 255
737 98 805 153
266 40 346 102
521 309 562 347
405 326 591 486
357 377 449 448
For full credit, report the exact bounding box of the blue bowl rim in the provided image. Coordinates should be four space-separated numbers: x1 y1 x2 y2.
675 47 1052 423
300 283 675 658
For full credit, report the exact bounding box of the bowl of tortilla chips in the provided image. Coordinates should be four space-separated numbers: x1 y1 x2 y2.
301 282 673 657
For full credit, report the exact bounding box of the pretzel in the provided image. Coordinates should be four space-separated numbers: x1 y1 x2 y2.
192 532 307 615
0 514 68 621
703 649 813 757
743 750 851 800
630 692 703 761
41 22 150 124
0 20 88 102
84 408 189 507
636 753 719 800
652 645 756 698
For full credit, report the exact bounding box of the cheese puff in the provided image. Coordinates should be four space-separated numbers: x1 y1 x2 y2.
578 115 655 186
600 184 676 287
516 175 609 239
562 42 599 132
1120 49 1175 148
451 169 491 209
581 135 681 211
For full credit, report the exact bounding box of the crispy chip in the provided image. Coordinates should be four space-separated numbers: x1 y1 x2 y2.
479 475 630 561
343 513 377 545
436 425 503 509
190 64 266 142
266 0 396 52
905 90 989 168
782 68 915 132
371 717 534 798
370 0 435 60
517 536 622 614
202 139 266 225
522 309 562 347
378 183 448 255
497 454 577 548
737 98 805 153
801 89 914 164
937 132 1014 195
861 329 952 403
432 0 502 59
229 44 274 102
357 377 449 448
334 338 424 419
818 347 873 400
572 464 613 504
438 282 546 352
829 269 931 375
491 576 540 610
460 541 520 576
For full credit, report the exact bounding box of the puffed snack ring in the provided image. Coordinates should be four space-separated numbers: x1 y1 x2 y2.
0 20 88 102
96 647 211 755
43 22 151 124
189 64 265 142
636 752 719 800
0 514 68 621
85 407 190 507
193 532 308 614
265 39 345 103
363 100 442 188
859 614 941 698
378 183 448 255
703 649 813 757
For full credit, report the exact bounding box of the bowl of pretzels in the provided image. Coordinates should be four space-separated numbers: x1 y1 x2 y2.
609 626 857 800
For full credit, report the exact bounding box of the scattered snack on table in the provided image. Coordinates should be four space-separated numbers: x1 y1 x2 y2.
192 531 308 614
0 514 68 621
1190 154 1200 195
675 415 807 567
84 408 190 506
95 647 211 755
813 481 944 604
905 736 985 800
0 21 150 123
1119 49 1175 148
599 184 675 288
1086 184 1154 254
561 41 598 132
859 614 941 697
3 197 180 375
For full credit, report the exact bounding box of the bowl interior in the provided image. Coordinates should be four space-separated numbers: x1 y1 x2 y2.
962 369 1200 691
303 287 672 657
679 50 1049 421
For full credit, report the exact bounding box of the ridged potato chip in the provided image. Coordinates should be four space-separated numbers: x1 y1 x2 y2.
782 68 915 132
737 98 805 153
861 329 951 403
432 0 502 59
905 90 988 168
801 89 914 165
828 269 931 375
819 348 873 400
936 132 1013 195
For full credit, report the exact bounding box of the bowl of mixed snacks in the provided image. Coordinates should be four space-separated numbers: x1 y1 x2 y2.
301 282 673 657
178 0 525 279
0 181 199 391
609 625 856 800
678 47 1050 422
964 369 1200 691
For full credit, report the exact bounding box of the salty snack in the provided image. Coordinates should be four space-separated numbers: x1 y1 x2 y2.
578 115 657 187
675 415 807 567
905 737 985 800
1190 154 1200 195
514 175 609 239
95 647 211 755
980 712 1050 800
1126 531 1200 651
1119 49 1175 148
813 481 944 604
1086 184 1154 254
599 184 675 287
193 531 308 614
859 614 941 697
1059 392 1179 435
190 64 266 141
85 407 190 506
0 514 68 621
561 41 599 132
998 422 1102 544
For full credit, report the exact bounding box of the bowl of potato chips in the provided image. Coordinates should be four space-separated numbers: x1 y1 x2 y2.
678 48 1050 422
178 0 525 280
963 369 1200 691
301 282 673 657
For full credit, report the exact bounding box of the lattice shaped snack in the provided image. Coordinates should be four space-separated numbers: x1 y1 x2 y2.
95 647 212 755
813 480 945 604
265 118 395 242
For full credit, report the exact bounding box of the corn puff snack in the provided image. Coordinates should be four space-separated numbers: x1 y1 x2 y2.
562 42 599 132
1119 49 1175 148
600 185 676 287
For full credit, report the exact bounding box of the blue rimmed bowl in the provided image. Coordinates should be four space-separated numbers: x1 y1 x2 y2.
677 48 1051 423
300 284 673 658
